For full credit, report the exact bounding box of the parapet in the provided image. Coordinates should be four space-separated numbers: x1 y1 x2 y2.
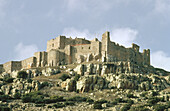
132 43 140 52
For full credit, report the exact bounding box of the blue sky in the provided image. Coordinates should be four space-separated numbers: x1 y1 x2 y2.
0 0 170 71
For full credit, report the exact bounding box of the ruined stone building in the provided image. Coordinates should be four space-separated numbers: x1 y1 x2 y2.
1 31 150 73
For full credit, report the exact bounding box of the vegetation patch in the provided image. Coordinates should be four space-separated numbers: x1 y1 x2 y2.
59 74 70 81
17 71 28 79
0 95 12 102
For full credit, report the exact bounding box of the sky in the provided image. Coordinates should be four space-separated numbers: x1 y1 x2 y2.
0 0 170 71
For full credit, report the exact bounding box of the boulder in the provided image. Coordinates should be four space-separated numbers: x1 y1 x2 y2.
74 64 86 76
77 75 107 93
61 78 76 92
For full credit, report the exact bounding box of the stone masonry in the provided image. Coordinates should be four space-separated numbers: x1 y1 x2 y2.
1 31 150 73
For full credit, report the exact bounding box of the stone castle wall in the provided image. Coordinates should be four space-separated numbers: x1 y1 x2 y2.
47 36 90 52
3 61 21 73
101 31 150 65
1 31 150 73
21 57 36 69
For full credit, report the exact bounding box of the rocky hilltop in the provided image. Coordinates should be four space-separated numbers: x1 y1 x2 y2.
0 32 170 111
0 61 169 111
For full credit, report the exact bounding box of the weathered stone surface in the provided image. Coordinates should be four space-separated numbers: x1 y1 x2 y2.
76 75 107 92
0 78 42 96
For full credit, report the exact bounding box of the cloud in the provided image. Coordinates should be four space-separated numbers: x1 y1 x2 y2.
62 27 138 47
62 27 95 40
110 28 138 47
151 51 170 71
14 42 38 61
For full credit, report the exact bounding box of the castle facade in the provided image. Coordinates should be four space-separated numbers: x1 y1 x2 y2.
1 31 150 73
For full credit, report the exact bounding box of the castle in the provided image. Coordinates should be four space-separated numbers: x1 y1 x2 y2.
0 31 150 73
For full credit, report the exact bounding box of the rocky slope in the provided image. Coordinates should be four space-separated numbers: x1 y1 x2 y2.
0 62 170 111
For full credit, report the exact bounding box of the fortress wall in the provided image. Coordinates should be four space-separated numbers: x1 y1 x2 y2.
47 36 64 52
143 49 150 65
47 36 91 52
34 52 41 67
101 31 147 65
108 42 129 61
91 41 101 56
21 57 36 69
47 50 60 66
3 61 22 73
71 41 101 63
11 61 22 72
3 61 12 73
64 45 72 64
34 51 48 67
107 42 145 65
71 44 91 63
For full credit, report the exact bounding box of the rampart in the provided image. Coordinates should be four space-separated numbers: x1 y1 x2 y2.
3 61 22 73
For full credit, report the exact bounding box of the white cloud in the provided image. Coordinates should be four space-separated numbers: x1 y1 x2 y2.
62 27 138 47
151 51 170 71
62 27 95 40
110 28 138 47
14 42 38 61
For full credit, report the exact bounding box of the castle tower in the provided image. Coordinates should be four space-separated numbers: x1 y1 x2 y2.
143 49 150 65
101 31 110 60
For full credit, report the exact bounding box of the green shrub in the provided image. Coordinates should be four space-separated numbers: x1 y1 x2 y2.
27 78 33 83
47 105 52 108
14 92 21 99
3 77 14 83
74 74 80 81
50 96 65 102
17 71 28 79
22 95 32 103
93 102 102 109
127 93 137 98
127 99 134 105
0 95 12 102
40 81 49 89
0 104 10 111
64 101 75 106
148 97 161 105
53 103 65 108
106 102 115 107
167 101 170 108
112 101 118 105
21 91 45 103
153 104 167 111
35 104 45 107
95 99 108 104
151 91 158 96
86 98 94 103
67 96 87 102
114 98 126 103
129 106 150 111
59 74 70 81
121 103 131 111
